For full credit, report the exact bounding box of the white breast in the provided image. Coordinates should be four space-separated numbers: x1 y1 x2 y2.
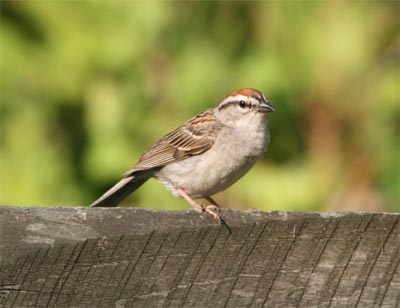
156 117 270 198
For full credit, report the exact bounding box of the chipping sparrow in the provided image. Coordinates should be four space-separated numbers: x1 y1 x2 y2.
91 88 274 223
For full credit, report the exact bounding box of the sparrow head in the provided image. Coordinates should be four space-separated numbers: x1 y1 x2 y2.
215 88 274 126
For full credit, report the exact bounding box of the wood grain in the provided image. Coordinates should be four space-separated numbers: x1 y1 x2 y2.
0 207 399 307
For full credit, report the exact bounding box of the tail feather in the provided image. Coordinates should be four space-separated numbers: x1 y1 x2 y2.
90 173 150 207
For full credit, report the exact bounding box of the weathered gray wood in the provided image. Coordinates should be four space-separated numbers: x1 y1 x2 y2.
0 207 399 308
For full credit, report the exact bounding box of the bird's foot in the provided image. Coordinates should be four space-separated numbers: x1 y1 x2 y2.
204 204 221 223
177 188 222 224
191 204 221 223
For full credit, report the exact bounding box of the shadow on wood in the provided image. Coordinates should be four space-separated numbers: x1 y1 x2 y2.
0 207 399 307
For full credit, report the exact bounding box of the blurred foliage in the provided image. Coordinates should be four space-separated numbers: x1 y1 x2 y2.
0 1 398 212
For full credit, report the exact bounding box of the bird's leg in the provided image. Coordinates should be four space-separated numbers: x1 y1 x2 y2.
177 188 204 212
205 196 221 212
177 188 221 223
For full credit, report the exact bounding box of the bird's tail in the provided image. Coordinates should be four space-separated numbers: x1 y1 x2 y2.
90 172 151 207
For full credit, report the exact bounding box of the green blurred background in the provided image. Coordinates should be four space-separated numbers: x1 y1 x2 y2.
1 1 398 212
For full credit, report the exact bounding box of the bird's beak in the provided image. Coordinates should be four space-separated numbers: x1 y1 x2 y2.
257 101 275 113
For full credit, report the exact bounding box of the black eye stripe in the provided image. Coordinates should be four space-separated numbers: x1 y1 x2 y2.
218 99 253 111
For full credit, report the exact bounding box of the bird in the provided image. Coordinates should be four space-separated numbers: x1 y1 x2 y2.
90 88 274 223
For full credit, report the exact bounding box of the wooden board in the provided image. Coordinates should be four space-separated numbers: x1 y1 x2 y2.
0 207 399 307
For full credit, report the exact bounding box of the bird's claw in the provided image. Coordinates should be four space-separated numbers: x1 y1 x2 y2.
204 204 221 223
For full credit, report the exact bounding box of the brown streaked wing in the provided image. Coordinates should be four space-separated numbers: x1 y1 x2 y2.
126 109 221 174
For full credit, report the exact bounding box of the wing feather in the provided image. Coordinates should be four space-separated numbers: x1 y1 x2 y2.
125 109 222 175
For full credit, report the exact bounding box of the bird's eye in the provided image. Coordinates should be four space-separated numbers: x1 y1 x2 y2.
239 101 246 108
